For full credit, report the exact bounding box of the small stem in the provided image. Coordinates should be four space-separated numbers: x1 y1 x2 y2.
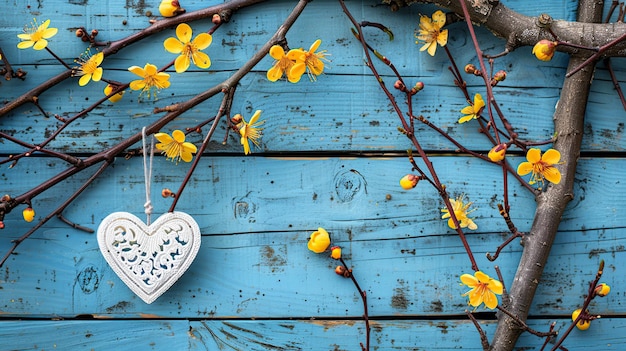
466 310 490 351
45 47 72 70
566 32 626 77
340 257 369 351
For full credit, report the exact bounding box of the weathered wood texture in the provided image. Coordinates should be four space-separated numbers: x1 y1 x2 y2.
1 0 624 350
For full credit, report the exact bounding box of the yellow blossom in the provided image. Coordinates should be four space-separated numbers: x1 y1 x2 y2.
415 10 448 56
128 63 171 99
308 227 331 253
516 148 562 185
17 19 58 50
164 23 212 73
74 51 104 86
103 84 125 103
572 309 591 330
488 144 507 162
267 45 306 83
155 130 197 163
460 271 503 310
159 0 185 17
532 40 558 61
441 194 477 230
237 110 265 155
22 207 35 222
459 93 485 124
300 39 329 81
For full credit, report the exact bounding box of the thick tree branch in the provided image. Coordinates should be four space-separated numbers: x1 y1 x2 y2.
388 0 626 56
489 1 602 350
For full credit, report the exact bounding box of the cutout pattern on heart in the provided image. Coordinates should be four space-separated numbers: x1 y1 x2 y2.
97 211 201 304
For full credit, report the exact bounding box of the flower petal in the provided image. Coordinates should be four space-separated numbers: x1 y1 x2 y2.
144 63 158 76
287 62 305 83
78 74 91 86
526 148 541 163
473 93 485 111
269 45 285 60
249 110 262 125
543 167 562 184
541 149 561 165
129 80 146 91
437 29 448 47
309 39 321 52
155 132 173 144
128 66 145 76
191 51 211 69
267 65 283 81
42 27 58 39
91 67 103 82
460 273 479 287
432 10 446 27
17 40 34 49
172 130 186 143
193 33 213 50
488 279 504 295
175 23 192 43
483 291 499 309
426 41 437 56
164 37 184 53
516 161 533 176
33 39 48 50
175 54 191 73
93 52 104 65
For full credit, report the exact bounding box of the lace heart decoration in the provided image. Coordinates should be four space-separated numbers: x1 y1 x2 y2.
97 211 201 304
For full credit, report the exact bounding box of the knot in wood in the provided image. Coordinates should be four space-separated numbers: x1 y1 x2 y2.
536 13 553 28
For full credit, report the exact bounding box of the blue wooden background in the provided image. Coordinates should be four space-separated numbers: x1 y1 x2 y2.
1 0 625 350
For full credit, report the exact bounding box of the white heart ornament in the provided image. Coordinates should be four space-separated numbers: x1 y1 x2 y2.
97 211 201 304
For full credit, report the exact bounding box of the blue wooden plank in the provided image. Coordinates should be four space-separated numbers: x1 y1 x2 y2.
0 157 622 318
0 318 622 350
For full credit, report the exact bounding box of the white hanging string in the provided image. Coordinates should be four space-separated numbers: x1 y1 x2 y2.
142 127 154 225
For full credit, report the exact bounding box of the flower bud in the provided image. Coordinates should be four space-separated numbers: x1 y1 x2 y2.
488 144 507 162
104 84 125 103
0 221 4 229
330 246 342 260
464 64 477 74
413 81 424 92
75 28 84 37
212 14 222 25
393 80 406 91
494 70 507 82
161 188 175 198
399 174 419 190
595 283 610 297
23 207 35 223
532 40 558 61
335 265 346 276
159 0 185 17
307 227 331 253
1 194 10 202
572 309 591 330
231 114 243 124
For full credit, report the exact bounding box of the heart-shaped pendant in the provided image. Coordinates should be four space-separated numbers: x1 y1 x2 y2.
97 211 201 304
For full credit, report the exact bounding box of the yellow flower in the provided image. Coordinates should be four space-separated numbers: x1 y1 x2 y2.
128 63 171 99
488 144 507 162
459 93 485 124
237 110 265 155
415 10 448 56
301 39 329 81
17 19 58 50
460 271 503 310
159 0 185 17
22 207 35 222
441 194 477 230
267 45 306 83
516 148 562 185
155 130 197 163
74 51 104 86
308 227 331 253
532 40 558 61
399 174 419 190
571 309 591 330
330 246 342 260
164 23 212 73
103 84 125 103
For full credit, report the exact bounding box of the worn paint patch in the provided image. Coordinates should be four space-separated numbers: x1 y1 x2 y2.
391 279 409 310
259 245 287 273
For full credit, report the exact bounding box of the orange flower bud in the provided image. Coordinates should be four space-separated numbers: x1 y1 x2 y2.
464 64 477 74
595 283 610 297
330 246 342 260
159 0 185 17
307 227 331 253
413 81 424 92
488 144 507 162
335 265 346 276
572 309 591 330
23 207 35 222
399 174 419 190
212 14 222 25
0 221 4 229
532 40 558 61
